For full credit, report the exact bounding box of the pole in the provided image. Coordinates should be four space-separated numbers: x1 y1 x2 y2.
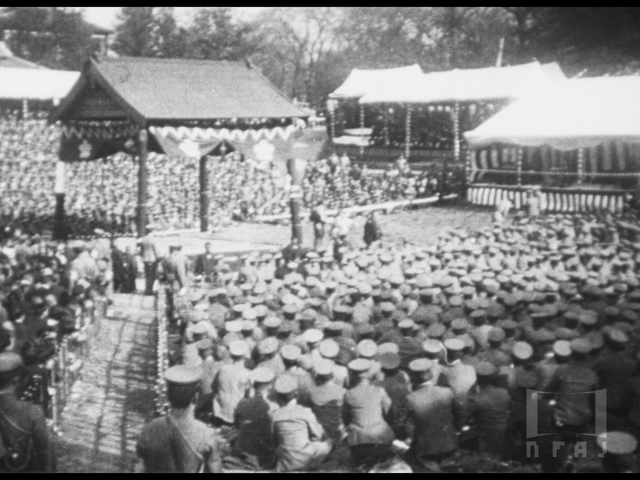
495 37 505 68
53 160 66 240
137 128 149 238
384 106 390 147
577 148 584 186
453 102 461 163
359 103 365 158
517 148 523 186
286 158 303 245
405 104 412 159
199 156 209 233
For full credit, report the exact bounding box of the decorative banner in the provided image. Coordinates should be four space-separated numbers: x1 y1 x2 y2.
59 127 137 162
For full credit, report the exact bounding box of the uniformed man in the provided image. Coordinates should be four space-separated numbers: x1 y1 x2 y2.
270 374 332 472
308 358 346 444
138 224 159 296
136 365 222 473
0 352 53 473
212 340 251 426
194 243 217 285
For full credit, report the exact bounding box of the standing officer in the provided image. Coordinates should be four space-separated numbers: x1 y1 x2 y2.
138 224 159 296
194 243 217 285
136 365 222 473
161 245 189 332
0 352 53 473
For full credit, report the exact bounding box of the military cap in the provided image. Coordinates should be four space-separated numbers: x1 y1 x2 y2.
444 338 465 352
451 318 469 332
354 323 375 339
579 311 598 327
280 344 302 361
319 339 339 359
225 320 243 333
196 338 213 351
232 303 249 314
423 339 442 354
302 328 323 344
229 340 249 357
512 341 534 360
475 362 497 377
588 332 604 351
622 310 639 323
398 319 416 331
282 304 299 316
554 327 578 341
379 352 401 370
515 370 538 389
348 358 372 373
191 321 211 336
242 307 258 321
470 310 487 323
164 365 202 385
325 323 343 334
607 329 628 345
313 358 335 377
613 321 634 334
378 342 399 355
274 375 299 395
498 319 517 332
488 328 506 343
251 367 275 384
530 329 556 344
426 323 446 339
259 337 279 355
0 352 23 375
596 431 638 456
414 276 432 289
264 317 282 329
380 302 396 313
408 358 433 373
553 340 572 357
357 339 377 358
570 338 592 355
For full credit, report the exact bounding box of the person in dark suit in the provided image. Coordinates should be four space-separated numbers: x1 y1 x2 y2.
343 358 395 471
124 246 138 293
403 358 464 473
111 243 127 293
194 243 217 285
0 352 53 473
363 211 382 248
225 367 277 471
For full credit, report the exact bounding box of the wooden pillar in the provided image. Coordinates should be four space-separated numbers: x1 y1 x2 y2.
464 149 473 199
359 103 365 158
199 156 209 233
404 104 412 159
577 148 585 186
53 160 66 241
517 148 523 186
384 105 390 147
286 158 304 245
137 128 149 238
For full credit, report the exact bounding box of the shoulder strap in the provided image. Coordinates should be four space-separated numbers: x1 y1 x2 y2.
0 408 30 436
167 416 206 473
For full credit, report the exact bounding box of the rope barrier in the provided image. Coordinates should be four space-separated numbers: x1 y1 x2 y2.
471 169 640 178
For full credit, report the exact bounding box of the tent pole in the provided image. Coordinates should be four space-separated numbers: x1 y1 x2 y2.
286 158 303 245
359 103 365 158
199 155 209 233
453 102 461 163
405 104 411 159
53 160 66 241
577 148 584 186
137 128 149 238
384 105 390 147
517 148 523 186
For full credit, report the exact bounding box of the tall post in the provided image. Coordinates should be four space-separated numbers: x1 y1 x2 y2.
199 155 209 233
517 148 523 186
53 160 66 240
404 104 412 159
577 148 584 186
384 106 390 147
359 103 365 158
137 128 149 238
286 158 304 245
452 101 461 163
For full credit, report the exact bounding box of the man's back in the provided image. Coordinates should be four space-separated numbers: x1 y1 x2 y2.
309 381 346 441
547 363 599 427
233 396 276 467
213 363 250 423
468 385 510 432
343 383 394 446
139 236 158 262
136 415 218 473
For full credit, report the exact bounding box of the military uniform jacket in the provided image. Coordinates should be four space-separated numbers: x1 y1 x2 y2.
438 361 478 401
136 414 219 473
343 383 394 446
546 363 599 427
309 382 347 441
404 383 463 457
213 363 251 424
139 236 158 263
467 385 510 433
233 396 276 468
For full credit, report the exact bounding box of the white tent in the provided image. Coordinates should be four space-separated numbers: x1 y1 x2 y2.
464 76 640 151
329 64 423 99
0 66 80 103
359 61 565 105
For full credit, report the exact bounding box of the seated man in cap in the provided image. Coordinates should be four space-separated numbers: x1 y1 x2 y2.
0 352 53 472
270 375 332 472
225 368 277 471
343 358 395 471
438 339 477 412
212 340 252 427
379 351 411 439
136 365 222 473
402 358 464 473
308 358 347 445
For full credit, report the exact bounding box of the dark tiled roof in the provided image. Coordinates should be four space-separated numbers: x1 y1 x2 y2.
52 57 308 124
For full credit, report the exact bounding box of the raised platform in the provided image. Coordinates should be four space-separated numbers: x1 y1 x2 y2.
468 183 629 212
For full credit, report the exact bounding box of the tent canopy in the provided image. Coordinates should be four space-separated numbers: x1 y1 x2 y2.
0 66 79 102
50 57 308 125
329 64 423 100
359 61 566 105
464 76 640 151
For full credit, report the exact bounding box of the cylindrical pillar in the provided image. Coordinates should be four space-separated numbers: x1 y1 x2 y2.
53 160 66 240
517 148 523 186
577 148 585 186
384 106 390 147
286 158 304 245
199 156 209 233
404 104 412 159
137 129 149 238
359 103 365 158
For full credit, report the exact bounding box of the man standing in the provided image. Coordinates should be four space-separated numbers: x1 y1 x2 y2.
136 365 222 473
0 352 53 473
138 224 159 296
310 203 328 251
194 243 216 285
161 245 190 332
363 211 382 249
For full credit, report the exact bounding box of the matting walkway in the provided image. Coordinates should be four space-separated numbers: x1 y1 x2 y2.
55 294 157 473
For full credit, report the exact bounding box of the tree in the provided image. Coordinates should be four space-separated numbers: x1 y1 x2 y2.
150 7 187 58
112 7 155 57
